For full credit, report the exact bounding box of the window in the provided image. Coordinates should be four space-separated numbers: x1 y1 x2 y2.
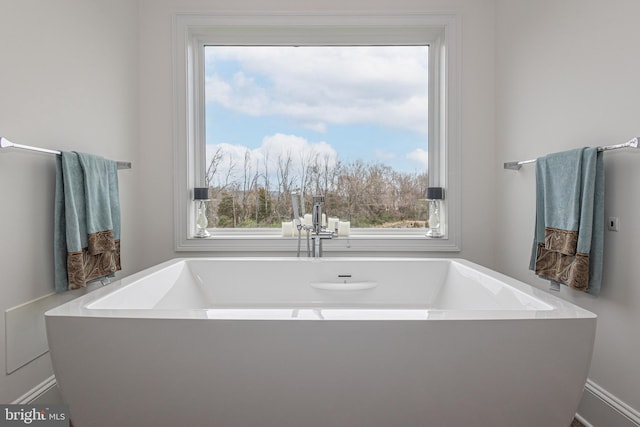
174 13 460 252
205 45 428 229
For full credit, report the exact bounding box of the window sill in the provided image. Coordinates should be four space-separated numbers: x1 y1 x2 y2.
177 229 460 253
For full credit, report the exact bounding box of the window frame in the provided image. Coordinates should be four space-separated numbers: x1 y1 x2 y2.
173 12 460 253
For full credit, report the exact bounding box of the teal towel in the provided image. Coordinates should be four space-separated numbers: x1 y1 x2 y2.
54 152 121 292
529 147 604 295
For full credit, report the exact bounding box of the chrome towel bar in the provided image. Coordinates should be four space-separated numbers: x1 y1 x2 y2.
504 137 639 170
0 136 131 170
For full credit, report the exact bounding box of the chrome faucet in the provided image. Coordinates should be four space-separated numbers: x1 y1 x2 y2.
291 191 336 257
312 196 324 235
310 196 336 258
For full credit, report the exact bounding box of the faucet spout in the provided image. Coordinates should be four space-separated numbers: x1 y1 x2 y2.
312 195 324 234
310 195 336 258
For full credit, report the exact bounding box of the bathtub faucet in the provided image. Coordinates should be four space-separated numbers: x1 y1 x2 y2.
291 191 336 257
311 195 336 258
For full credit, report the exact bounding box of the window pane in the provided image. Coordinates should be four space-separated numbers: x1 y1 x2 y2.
204 46 429 229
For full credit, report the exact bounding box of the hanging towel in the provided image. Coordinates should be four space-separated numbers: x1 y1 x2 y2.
529 147 604 295
54 151 121 292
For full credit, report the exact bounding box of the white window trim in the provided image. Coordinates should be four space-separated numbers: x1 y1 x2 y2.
173 11 460 253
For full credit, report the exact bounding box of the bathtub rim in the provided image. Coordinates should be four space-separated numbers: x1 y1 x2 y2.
44 257 597 321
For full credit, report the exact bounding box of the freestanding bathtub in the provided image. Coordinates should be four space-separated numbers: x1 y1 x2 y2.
45 258 596 427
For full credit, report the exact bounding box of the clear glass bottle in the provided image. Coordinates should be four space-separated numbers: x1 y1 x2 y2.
194 187 210 238
426 187 444 238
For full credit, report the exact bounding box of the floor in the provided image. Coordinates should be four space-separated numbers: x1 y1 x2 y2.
68 417 587 427
69 419 586 427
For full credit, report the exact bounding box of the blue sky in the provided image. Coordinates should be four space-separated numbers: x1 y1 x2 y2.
204 46 429 187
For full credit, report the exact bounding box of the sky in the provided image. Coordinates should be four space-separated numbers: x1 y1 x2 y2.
204 45 429 188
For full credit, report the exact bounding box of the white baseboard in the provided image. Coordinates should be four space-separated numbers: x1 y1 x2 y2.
11 375 58 404
577 379 640 427
575 413 595 427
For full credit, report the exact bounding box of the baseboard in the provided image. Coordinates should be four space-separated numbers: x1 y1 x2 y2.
575 413 595 427
11 375 58 404
577 379 640 427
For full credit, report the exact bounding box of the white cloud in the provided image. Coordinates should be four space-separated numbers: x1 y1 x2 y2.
205 46 429 135
406 148 429 167
206 133 338 188
206 72 270 116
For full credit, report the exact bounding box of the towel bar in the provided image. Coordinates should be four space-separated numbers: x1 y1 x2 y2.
504 137 639 170
0 136 131 170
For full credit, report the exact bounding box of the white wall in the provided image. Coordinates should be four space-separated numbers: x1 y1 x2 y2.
495 0 640 424
0 0 140 403
136 0 497 267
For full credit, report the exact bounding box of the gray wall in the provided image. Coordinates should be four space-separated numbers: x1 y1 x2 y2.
495 0 640 424
0 0 140 402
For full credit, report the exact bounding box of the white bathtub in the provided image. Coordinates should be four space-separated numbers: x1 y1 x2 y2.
45 258 596 427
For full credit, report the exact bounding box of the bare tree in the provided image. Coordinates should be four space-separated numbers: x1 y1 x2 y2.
205 146 224 187
209 146 429 229
223 153 236 189
240 149 252 222
298 149 319 200
275 151 296 219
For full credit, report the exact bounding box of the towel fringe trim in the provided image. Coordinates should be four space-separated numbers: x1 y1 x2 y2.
67 237 121 290
535 240 589 291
